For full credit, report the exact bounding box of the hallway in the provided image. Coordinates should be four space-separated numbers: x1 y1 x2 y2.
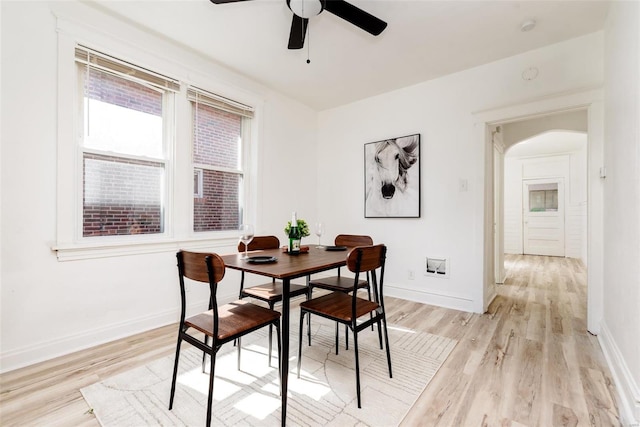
398 254 621 426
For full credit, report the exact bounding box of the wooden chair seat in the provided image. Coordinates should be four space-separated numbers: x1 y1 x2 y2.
308 276 369 293
185 300 281 341
241 282 309 303
300 292 379 323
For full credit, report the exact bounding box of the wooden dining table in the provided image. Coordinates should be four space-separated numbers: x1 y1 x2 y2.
220 245 351 427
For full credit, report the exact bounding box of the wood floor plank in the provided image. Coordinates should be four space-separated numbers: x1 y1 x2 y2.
552 403 579 427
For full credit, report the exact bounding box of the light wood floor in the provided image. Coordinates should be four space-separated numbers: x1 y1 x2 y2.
0 255 621 426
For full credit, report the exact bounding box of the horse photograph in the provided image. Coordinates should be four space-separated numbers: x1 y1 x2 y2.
364 134 420 218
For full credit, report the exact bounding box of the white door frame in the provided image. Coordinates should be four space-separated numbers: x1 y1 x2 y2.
474 89 604 334
493 137 506 283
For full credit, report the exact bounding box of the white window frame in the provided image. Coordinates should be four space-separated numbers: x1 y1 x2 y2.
53 16 260 261
75 45 176 240
189 86 254 233
194 168 204 199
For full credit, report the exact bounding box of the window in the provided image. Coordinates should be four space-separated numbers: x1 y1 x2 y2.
529 183 558 212
75 46 178 237
188 88 254 232
56 37 258 259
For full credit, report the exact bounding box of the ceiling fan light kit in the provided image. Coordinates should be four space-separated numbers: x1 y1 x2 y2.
287 0 323 18
209 0 387 50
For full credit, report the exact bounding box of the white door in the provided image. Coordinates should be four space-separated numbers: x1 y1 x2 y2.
523 179 565 257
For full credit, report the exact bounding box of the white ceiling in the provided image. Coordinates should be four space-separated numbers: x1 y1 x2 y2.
88 0 610 110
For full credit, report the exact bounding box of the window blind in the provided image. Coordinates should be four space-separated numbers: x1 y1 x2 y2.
187 87 254 119
75 45 180 92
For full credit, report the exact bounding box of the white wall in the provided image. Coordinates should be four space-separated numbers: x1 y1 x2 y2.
317 32 603 313
599 1 640 424
0 1 317 372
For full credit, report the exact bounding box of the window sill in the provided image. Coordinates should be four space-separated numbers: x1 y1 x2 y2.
52 236 238 261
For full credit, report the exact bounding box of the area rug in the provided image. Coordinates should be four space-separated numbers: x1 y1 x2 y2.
81 311 456 426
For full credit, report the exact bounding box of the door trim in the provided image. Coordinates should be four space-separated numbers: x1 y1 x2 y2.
474 88 603 334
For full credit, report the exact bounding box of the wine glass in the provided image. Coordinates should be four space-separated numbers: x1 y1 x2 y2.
314 222 325 248
239 224 254 259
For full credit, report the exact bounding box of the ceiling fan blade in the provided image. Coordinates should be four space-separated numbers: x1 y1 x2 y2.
324 0 387 36
288 15 309 49
209 0 253 4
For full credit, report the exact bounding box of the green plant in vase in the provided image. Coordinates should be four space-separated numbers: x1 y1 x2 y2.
284 219 310 239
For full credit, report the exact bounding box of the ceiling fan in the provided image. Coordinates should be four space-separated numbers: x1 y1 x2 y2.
209 0 388 49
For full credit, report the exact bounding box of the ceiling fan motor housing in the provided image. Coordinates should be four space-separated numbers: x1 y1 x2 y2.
287 0 325 18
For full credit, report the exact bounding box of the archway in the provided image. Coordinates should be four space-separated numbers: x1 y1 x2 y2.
503 130 587 260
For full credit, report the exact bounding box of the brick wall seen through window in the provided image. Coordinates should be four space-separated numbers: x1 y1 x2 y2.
193 102 242 232
82 67 165 236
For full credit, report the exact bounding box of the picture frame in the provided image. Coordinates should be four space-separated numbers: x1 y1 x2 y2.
364 134 420 218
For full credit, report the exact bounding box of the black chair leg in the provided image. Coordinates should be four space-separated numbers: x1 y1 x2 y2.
335 322 339 355
367 286 374 331
307 288 312 346
275 320 282 396
382 316 393 378
377 319 383 349
206 348 216 427
267 324 273 367
353 327 361 408
345 324 349 350
237 336 242 371
202 335 208 373
169 335 182 410
268 302 275 367
297 311 306 378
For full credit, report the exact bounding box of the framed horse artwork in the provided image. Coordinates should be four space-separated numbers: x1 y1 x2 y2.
364 134 420 218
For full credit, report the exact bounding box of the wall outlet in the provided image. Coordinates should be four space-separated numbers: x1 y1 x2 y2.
425 257 449 278
408 270 415 280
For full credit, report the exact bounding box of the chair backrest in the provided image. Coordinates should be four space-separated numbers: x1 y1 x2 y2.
176 250 226 335
333 235 374 278
177 250 225 305
335 234 373 247
347 244 386 274
237 235 280 252
178 250 225 284
347 244 387 313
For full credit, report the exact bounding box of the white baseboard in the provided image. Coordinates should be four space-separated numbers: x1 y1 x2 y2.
485 288 498 312
598 322 640 426
0 299 210 374
385 284 477 313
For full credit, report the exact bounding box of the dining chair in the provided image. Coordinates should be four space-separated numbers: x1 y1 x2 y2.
169 250 281 427
297 244 392 408
308 234 374 351
238 235 310 366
